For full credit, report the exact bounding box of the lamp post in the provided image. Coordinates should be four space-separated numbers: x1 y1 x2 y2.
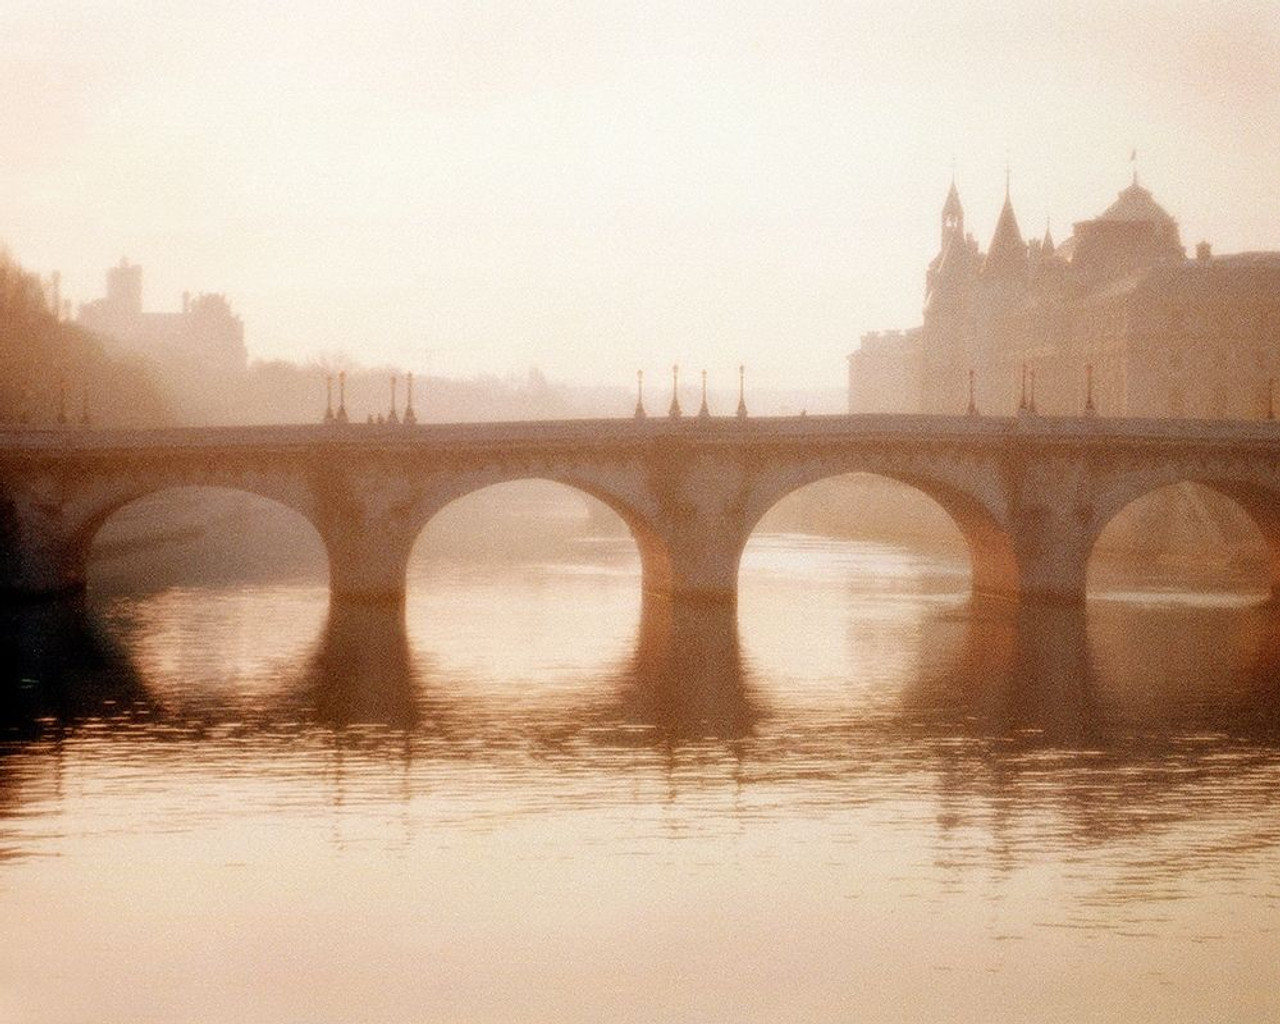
404 372 417 425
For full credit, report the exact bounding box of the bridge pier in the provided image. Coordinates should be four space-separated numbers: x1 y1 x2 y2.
324 526 416 606
1212 484 1280 605
998 486 1096 605
0 502 87 600
640 510 749 607
643 540 745 606
1004 532 1091 605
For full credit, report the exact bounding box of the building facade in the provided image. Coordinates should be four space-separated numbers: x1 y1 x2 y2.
79 258 248 377
849 177 1280 420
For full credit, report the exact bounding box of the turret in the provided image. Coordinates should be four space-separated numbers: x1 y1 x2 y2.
983 180 1028 283
926 179 975 312
941 179 964 250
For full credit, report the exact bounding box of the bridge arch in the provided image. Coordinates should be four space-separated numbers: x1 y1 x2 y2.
733 460 1018 602
1087 472 1280 602
399 470 672 602
402 477 653 673
79 483 329 595
0 468 328 599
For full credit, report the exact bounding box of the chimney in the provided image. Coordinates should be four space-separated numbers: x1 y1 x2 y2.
1196 241 1212 262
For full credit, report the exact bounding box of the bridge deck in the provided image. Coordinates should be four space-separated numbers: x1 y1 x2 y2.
2 414 1279 458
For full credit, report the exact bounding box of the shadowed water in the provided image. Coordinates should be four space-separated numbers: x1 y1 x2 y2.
2 536 1279 1023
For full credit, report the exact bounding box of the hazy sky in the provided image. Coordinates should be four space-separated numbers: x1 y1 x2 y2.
4 1 1278 388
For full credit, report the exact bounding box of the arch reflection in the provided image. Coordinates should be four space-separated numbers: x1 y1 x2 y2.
902 598 1100 743
906 596 1280 744
609 596 759 742
295 600 425 729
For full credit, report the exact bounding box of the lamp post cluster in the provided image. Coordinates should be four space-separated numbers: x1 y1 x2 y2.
633 365 750 421
314 364 1280 427
961 363 1101 418
322 371 347 424
322 371 420 426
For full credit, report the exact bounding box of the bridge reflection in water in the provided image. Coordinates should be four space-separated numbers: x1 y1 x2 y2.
5 547 1280 1023
6 589 1280 751
286 594 759 740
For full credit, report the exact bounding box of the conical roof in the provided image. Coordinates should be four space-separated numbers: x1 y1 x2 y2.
984 193 1027 277
942 179 963 221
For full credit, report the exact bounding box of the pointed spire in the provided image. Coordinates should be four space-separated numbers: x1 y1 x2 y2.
944 176 963 213
984 177 1027 279
634 370 646 420
736 364 748 420
1085 364 1097 417
336 371 348 423
966 369 978 416
698 369 710 419
941 175 964 248
1042 217 1055 257
323 373 335 424
1029 368 1037 414
1018 363 1028 413
668 364 682 419
56 375 67 426
403 372 417 425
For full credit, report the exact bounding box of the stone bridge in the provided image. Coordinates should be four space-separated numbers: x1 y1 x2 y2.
1 414 1278 607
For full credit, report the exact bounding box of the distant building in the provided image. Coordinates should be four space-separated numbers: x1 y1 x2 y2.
79 258 248 376
849 176 1280 419
848 329 922 413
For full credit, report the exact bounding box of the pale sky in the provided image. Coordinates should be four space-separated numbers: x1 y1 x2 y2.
4 1 1278 388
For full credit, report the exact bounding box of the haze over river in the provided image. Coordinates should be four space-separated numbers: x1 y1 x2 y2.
2 517 1279 1022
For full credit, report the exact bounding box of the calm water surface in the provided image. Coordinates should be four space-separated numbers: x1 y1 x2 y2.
2 535 1280 1023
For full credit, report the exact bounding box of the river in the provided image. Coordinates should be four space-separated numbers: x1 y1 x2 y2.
2 532 1278 1023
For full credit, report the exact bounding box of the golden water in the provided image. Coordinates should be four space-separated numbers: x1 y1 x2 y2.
1 535 1278 1022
